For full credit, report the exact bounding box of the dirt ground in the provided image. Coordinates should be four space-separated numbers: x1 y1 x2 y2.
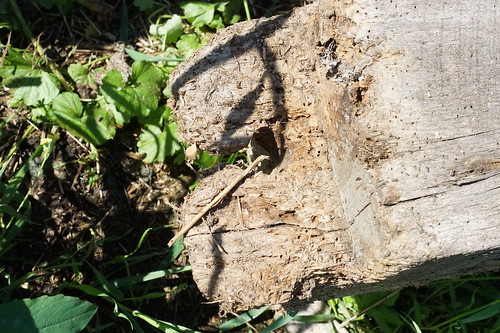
0 99 224 327
0 1 208 329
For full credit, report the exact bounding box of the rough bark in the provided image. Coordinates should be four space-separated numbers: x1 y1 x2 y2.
168 0 500 312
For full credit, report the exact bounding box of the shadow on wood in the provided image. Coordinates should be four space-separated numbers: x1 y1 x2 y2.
168 0 500 312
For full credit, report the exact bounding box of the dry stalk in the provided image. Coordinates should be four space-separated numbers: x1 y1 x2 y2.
168 155 269 247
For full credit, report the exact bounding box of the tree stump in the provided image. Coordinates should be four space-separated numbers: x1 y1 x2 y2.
168 0 500 312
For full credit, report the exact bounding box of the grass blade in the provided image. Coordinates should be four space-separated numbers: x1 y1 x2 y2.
119 0 129 40
1 144 42 204
125 48 184 62
293 314 339 323
89 264 125 300
260 311 298 333
0 143 45 256
427 299 500 329
112 266 191 288
133 309 200 333
219 306 269 331
123 284 186 301
159 236 185 269
116 227 153 260
460 301 500 324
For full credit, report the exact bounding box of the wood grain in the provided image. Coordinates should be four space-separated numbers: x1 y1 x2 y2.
168 0 500 311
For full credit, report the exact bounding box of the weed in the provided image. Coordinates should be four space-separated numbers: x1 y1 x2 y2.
255 276 499 332
0 0 245 165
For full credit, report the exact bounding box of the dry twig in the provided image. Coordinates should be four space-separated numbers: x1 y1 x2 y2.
168 155 269 247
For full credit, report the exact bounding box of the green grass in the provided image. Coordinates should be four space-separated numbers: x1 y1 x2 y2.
226 275 499 332
323 276 500 332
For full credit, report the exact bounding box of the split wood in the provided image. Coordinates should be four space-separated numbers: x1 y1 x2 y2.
168 155 269 247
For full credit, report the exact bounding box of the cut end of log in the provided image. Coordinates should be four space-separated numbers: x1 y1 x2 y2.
168 0 500 311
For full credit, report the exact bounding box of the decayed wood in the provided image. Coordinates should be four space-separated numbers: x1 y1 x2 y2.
167 155 268 247
168 0 500 311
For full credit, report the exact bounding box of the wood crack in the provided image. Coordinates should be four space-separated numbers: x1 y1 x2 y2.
457 170 500 186
439 129 496 142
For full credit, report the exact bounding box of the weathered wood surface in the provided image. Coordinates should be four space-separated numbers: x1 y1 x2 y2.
168 0 500 311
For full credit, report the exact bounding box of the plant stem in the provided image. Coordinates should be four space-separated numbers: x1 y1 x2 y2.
243 0 251 21
8 0 33 40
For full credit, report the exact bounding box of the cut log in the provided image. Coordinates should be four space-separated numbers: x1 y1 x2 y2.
168 0 500 312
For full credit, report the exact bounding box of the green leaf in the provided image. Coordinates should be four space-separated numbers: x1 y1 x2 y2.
67 284 141 331
49 92 115 146
133 0 153 11
0 203 31 255
6 97 21 108
100 70 130 125
1 47 32 66
226 151 244 164
90 265 124 300
130 60 162 87
353 291 400 309
208 14 225 30
368 306 403 332
80 106 116 145
143 104 171 127
1 143 42 205
181 1 215 27
102 69 124 87
0 142 45 256
176 34 203 58
347 291 402 333
160 236 185 268
194 150 218 169
51 91 83 118
112 267 191 288
68 63 96 86
292 314 340 323
119 0 129 40
100 66 159 124
174 150 187 165
8 70 60 106
132 86 159 122
137 123 182 163
217 0 241 24
100 101 124 127
68 283 107 297
0 295 97 333
149 14 184 44
128 290 177 300
117 227 153 260
162 47 185 62
0 48 32 85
